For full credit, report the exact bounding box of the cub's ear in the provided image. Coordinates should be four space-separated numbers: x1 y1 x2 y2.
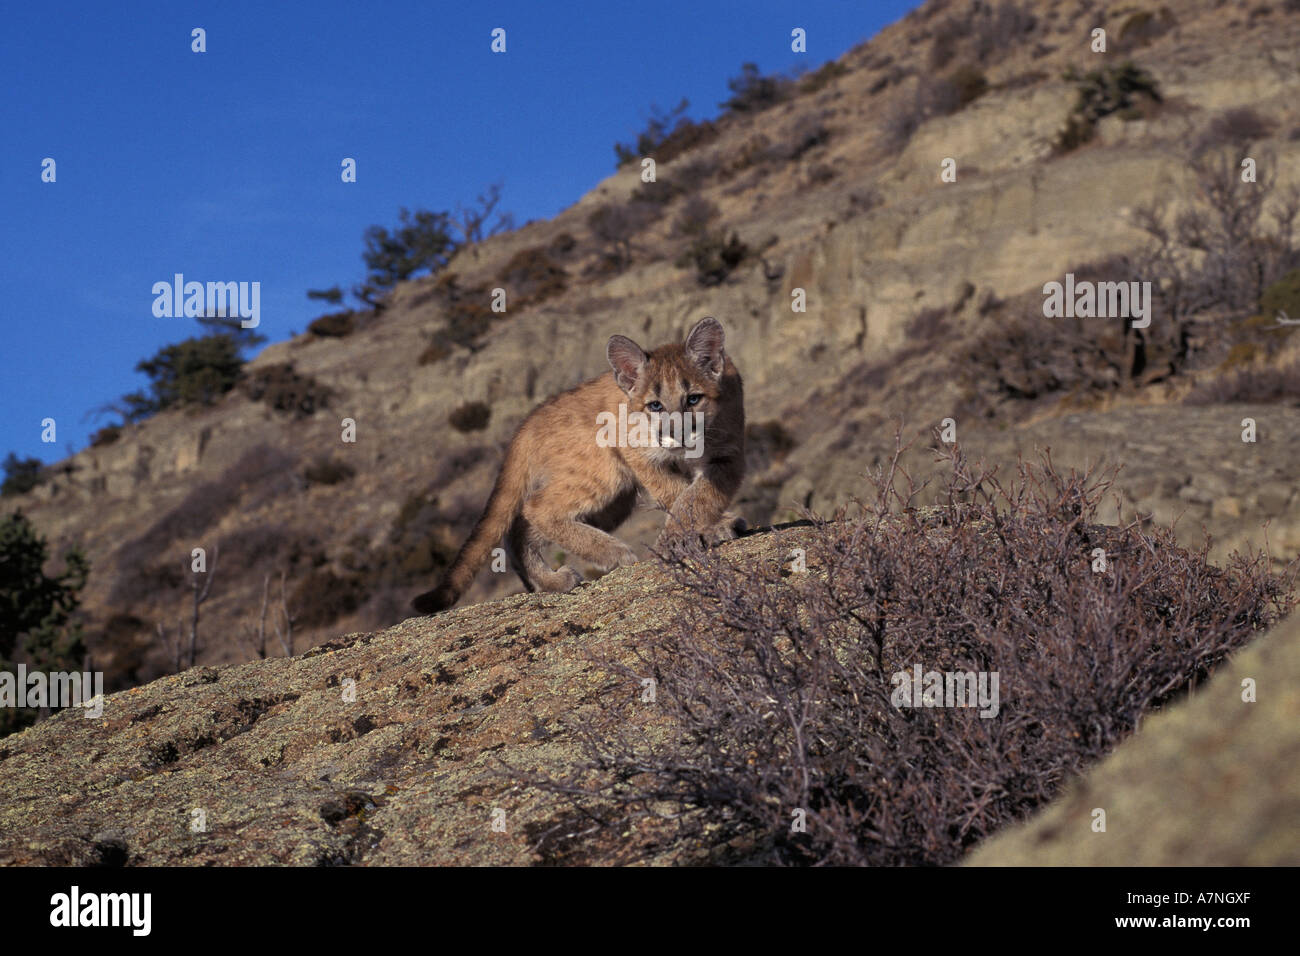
685 316 726 379
607 334 648 392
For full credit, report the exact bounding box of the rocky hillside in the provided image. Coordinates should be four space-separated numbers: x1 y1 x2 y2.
8 0 1300 700
0 528 800 866
1 516 1294 867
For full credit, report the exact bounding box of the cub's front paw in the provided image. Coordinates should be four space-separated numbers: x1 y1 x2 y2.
656 512 747 551
654 525 688 552
701 520 739 546
712 511 748 541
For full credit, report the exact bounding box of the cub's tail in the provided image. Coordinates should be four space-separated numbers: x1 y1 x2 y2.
411 451 528 614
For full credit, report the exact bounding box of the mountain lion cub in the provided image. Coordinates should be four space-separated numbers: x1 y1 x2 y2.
411 316 745 614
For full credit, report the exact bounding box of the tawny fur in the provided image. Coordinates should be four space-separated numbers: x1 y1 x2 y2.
411 316 745 614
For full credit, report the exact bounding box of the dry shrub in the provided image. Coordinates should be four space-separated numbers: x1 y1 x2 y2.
445 296 495 347
959 255 1168 406
547 232 577 258
967 160 1300 413
587 202 662 272
1221 269 1300 362
714 115 830 178
418 341 451 366
1183 361 1300 405
1129 153 1300 334
669 156 718 193
929 19 961 71
1263 265 1300 312
793 114 833 154
613 101 718 168
218 522 319 574
675 230 749 286
435 276 495 350
307 310 356 338
649 118 719 165
1192 107 1276 157
972 1 1037 60
89 425 122 448
1055 62 1162 153
848 189 883 216
630 178 681 208
721 63 794 115
805 163 836 186
242 363 332 417
1000 69 1048 91
501 246 568 307
1218 342 1262 370
931 1 1036 70
671 196 719 238
879 68 984 152
720 135 775 178
303 456 356 486
798 60 849 95
527 436 1295 865
776 115 832 164
448 401 491 432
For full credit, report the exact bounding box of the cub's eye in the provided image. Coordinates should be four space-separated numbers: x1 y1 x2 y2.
686 394 703 406
646 400 664 412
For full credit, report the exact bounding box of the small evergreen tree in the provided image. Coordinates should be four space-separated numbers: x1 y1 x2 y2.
0 511 89 736
306 286 345 305
720 63 793 114
361 207 459 293
0 453 44 498
121 316 266 420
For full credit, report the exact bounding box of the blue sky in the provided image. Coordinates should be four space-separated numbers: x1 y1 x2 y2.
1 0 919 465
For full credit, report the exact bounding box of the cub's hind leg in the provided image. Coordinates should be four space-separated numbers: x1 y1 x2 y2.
523 493 639 575
508 515 582 593
505 518 537 592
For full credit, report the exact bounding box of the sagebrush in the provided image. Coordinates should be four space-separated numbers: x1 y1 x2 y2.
524 433 1295 865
